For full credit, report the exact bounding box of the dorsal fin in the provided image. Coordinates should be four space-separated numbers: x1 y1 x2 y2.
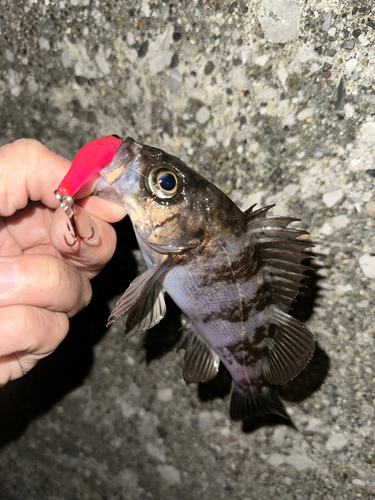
263 306 315 385
244 205 315 384
245 204 313 312
244 203 275 219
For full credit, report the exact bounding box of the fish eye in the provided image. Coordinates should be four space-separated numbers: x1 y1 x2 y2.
148 166 179 199
157 171 177 192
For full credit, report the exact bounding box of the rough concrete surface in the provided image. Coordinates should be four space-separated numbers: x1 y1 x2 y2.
0 0 374 499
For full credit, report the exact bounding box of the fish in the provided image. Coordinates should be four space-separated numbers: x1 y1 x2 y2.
95 137 315 421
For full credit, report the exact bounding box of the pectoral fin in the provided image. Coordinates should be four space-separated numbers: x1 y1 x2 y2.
122 283 166 338
177 325 220 384
107 255 179 337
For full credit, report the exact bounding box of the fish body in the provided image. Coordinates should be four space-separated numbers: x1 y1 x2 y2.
96 137 315 420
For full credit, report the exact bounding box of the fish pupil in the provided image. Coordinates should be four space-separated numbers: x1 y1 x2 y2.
158 172 176 192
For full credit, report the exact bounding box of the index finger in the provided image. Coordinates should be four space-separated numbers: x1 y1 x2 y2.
0 139 71 216
0 139 127 222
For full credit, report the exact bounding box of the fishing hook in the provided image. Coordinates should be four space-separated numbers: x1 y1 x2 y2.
54 190 95 246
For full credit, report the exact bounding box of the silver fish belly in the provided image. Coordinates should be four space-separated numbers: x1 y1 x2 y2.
96 137 315 421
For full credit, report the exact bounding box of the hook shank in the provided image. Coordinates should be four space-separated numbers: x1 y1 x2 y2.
54 190 95 246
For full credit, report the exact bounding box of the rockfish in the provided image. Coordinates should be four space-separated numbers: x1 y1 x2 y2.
95 137 315 420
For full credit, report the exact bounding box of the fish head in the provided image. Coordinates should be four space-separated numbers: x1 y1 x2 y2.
96 137 214 253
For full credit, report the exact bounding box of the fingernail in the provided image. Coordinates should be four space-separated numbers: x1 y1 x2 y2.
0 260 18 294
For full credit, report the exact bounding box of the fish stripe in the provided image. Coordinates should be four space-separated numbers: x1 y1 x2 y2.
200 284 266 324
197 246 261 287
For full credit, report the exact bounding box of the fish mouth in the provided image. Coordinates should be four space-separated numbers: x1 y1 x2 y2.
98 136 142 185
95 136 144 205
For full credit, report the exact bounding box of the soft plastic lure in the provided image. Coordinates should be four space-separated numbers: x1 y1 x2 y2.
55 135 123 245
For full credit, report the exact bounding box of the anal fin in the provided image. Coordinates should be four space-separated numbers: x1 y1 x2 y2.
230 384 289 420
177 325 220 385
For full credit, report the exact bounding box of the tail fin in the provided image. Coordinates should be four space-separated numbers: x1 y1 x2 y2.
230 384 289 421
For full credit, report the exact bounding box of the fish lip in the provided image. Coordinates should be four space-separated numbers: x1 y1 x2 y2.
101 137 142 180
97 137 142 186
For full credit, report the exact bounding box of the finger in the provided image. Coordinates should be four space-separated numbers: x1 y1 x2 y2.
3 204 118 279
0 254 92 317
71 173 127 221
0 139 71 216
4 198 125 251
0 305 69 384
0 139 127 222
0 354 30 385
4 204 84 251
49 207 118 278
78 195 127 223
0 218 23 257
3 202 51 251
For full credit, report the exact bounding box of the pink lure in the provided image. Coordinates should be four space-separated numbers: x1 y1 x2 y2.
55 134 123 246
57 135 124 197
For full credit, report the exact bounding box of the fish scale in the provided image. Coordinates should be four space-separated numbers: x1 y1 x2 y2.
95 136 315 421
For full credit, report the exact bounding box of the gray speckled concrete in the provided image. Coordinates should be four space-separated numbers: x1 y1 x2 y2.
1 1 375 499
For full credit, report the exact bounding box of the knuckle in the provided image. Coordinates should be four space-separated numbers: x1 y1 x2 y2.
0 305 70 372
45 257 90 315
0 139 44 216
45 256 92 316
45 257 68 292
82 277 93 308
0 356 22 386
68 275 92 317
27 307 70 352
23 255 92 317
51 311 70 342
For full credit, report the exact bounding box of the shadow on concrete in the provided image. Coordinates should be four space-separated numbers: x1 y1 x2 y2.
279 257 330 401
0 217 137 449
0 228 330 445
143 297 182 364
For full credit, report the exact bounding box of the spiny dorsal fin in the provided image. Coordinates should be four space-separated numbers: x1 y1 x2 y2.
244 204 275 220
263 305 315 385
245 204 313 312
177 325 220 384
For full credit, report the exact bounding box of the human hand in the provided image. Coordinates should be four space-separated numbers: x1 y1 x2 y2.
0 139 126 386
